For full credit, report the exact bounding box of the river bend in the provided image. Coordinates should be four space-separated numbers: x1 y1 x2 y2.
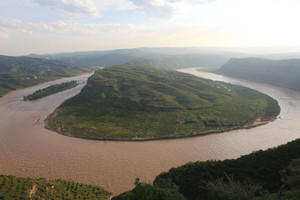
0 69 300 195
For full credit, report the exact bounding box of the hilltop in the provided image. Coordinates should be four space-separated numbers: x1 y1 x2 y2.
0 55 89 96
46 64 279 140
216 57 300 91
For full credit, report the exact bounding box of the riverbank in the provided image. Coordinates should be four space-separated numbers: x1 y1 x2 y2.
44 116 275 142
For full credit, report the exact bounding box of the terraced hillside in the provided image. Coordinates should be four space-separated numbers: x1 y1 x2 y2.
0 175 110 200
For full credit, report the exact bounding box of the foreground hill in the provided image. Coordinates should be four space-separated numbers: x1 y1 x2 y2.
46 64 279 140
114 138 300 200
216 58 300 91
0 175 110 200
0 55 89 96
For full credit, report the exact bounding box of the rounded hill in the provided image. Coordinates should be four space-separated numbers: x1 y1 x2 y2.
46 65 280 140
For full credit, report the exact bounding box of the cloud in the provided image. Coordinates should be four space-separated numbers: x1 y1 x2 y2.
31 0 101 17
57 22 147 35
128 0 217 19
0 17 23 29
24 0 216 19
94 0 137 11
0 16 147 37
0 17 23 38
185 0 217 5
0 28 9 39
128 0 178 19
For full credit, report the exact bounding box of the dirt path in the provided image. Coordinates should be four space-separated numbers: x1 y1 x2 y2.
28 183 37 199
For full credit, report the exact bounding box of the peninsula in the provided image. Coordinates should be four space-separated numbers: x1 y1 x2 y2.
46 64 280 140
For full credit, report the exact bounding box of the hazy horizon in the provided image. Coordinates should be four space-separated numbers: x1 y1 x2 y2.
1 0 300 56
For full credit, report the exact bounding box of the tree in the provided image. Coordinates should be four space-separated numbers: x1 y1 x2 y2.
276 159 300 200
206 175 262 200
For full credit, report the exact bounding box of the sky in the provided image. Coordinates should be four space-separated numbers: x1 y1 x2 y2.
1 0 300 56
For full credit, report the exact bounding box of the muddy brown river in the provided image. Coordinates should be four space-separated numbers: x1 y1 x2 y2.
1 68 300 196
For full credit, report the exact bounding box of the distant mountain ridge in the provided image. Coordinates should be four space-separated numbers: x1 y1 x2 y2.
216 57 300 91
29 48 300 69
29 47 231 68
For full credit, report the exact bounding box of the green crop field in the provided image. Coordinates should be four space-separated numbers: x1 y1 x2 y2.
0 175 110 200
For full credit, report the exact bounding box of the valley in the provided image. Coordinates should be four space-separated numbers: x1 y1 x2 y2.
3 0 300 198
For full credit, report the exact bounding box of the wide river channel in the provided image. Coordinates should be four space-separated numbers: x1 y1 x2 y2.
1 68 300 196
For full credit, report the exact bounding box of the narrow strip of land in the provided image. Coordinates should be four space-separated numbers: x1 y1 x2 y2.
24 80 79 101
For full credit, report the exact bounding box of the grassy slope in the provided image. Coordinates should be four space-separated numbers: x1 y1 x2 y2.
114 138 300 200
0 55 89 97
0 175 110 200
46 64 279 140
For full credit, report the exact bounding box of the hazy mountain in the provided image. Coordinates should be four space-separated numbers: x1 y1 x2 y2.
215 57 300 91
256 52 300 60
29 47 235 68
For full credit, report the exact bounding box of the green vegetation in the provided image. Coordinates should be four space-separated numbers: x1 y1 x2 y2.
46 64 279 140
0 55 89 97
24 81 79 101
113 138 300 200
206 175 262 200
0 175 110 200
113 178 184 200
216 57 300 91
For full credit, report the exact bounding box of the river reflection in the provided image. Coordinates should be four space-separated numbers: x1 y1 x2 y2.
0 69 300 195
